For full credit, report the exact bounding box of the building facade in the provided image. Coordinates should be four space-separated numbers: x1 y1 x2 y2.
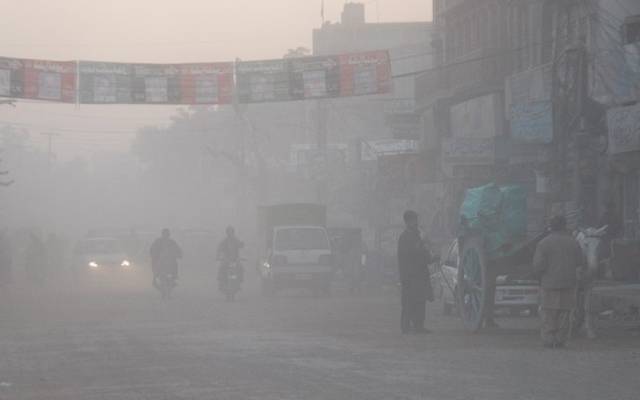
418 0 640 243
311 3 435 238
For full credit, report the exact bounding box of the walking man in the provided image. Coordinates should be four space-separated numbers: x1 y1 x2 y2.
533 216 585 348
398 210 434 334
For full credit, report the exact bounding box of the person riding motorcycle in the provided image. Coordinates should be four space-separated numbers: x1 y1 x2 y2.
217 226 244 289
150 228 183 290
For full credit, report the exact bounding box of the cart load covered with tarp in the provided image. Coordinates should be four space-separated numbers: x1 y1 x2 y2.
456 183 544 331
459 183 527 256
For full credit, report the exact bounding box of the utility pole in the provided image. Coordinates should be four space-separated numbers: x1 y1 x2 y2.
41 132 59 168
550 0 589 226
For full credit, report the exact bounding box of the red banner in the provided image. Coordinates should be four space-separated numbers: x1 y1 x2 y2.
1 51 393 105
22 59 77 102
177 63 234 105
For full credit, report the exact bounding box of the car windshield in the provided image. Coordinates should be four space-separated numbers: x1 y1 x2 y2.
274 228 329 251
77 239 121 254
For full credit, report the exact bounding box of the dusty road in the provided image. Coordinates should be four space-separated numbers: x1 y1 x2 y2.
0 273 639 400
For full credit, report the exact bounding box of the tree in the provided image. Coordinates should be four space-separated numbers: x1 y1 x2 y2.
284 47 311 59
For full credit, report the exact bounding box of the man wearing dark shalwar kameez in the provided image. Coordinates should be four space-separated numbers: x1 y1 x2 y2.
397 210 434 334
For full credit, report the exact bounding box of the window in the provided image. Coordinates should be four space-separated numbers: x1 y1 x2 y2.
623 16 640 45
77 239 121 255
274 228 330 251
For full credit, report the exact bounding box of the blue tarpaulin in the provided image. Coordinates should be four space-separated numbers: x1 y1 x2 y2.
460 183 527 254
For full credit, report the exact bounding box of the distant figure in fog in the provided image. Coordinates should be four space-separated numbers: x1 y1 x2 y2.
397 210 434 334
0 230 13 286
217 226 244 288
25 232 47 285
150 229 183 289
533 216 585 348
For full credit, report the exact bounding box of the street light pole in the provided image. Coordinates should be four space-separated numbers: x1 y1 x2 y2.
41 132 60 167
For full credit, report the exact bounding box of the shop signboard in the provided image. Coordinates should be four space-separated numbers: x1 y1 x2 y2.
442 137 495 166
607 103 640 154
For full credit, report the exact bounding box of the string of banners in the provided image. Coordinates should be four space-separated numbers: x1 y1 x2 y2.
0 50 391 105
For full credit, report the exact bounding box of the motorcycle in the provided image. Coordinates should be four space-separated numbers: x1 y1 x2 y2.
220 259 244 302
156 272 177 300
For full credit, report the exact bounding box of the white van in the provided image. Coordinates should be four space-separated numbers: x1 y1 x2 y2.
260 225 334 295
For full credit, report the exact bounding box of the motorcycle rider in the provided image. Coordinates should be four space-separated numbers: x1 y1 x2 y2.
217 226 244 289
150 228 183 290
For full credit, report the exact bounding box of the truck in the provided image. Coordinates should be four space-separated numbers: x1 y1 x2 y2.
257 203 334 296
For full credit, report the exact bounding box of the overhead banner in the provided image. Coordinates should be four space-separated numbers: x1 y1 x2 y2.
236 59 292 103
0 58 23 99
131 63 233 105
79 61 233 105
339 50 392 97
237 50 392 103
289 56 341 99
2 50 392 105
79 61 133 104
0 57 76 102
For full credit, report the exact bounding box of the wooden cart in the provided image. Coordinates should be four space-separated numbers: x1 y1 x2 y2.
456 230 546 332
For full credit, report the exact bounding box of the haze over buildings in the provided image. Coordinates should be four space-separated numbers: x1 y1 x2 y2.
0 0 432 161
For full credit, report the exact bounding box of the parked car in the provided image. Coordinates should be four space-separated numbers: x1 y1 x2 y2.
432 240 540 316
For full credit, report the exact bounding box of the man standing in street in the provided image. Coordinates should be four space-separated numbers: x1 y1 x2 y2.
397 210 434 334
533 215 585 348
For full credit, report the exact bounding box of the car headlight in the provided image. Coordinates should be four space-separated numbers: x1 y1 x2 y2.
121 260 131 267
89 261 99 268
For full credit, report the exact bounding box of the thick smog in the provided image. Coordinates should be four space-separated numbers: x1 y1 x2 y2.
0 1 639 399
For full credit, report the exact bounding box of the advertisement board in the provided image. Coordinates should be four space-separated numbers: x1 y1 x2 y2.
79 61 133 104
510 101 553 144
0 57 76 102
289 56 341 100
442 137 495 165
607 103 640 154
339 50 392 97
1 50 392 105
130 62 233 105
236 59 292 103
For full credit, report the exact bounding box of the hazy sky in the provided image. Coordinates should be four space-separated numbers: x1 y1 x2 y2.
0 0 431 160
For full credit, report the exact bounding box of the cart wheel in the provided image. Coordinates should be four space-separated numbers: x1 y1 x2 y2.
457 237 488 332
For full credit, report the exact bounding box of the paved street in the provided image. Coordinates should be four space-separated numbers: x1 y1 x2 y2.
0 274 639 400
